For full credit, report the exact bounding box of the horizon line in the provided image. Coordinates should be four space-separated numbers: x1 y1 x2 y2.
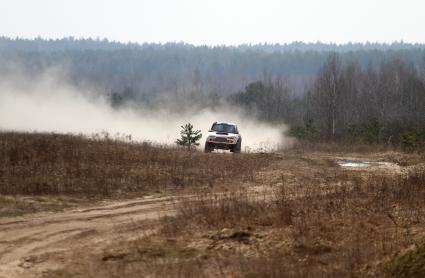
2 35 425 48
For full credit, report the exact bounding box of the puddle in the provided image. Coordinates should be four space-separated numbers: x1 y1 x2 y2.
337 161 370 168
336 160 398 169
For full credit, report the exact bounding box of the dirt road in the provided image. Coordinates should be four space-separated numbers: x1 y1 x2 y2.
0 195 177 278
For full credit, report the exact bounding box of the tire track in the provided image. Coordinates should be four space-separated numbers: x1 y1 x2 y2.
0 195 178 278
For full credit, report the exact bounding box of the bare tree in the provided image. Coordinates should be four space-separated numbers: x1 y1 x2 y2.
315 53 341 139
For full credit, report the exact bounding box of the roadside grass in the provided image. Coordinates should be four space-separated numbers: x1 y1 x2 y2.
0 132 272 197
0 131 274 217
48 151 425 277
383 241 425 278
290 140 395 154
0 195 82 217
4 132 425 276
290 141 425 167
148 164 425 277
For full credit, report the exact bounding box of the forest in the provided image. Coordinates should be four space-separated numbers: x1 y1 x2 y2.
233 54 425 148
1 37 425 148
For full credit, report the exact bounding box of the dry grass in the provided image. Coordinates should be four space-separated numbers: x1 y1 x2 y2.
291 141 425 167
45 150 425 277
3 133 425 277
0 195 82 217
0 132 272 197
291 141 396 154
146 158 425 277
162 190 293 233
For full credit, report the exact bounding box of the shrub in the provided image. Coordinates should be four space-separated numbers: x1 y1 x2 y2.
289 117 319 141
401 127 425 151
349 118 382 144
384 243 425 278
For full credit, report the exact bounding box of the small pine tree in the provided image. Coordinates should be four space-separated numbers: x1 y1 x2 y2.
176 123 202 149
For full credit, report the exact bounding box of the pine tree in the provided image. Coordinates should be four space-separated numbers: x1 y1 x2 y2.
176 123 202 149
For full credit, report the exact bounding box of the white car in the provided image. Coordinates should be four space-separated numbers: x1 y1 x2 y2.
205 122 242 153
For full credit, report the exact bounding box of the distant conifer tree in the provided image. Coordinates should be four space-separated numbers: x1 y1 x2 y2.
176 123 202 149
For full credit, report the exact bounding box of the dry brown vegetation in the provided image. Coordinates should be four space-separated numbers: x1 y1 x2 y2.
0 131 273 218
0 132 272 197
57 152 425 277
2 132 425 277
156 169 425 277
0 195 82 218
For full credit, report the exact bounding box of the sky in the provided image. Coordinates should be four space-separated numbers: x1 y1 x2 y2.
2 0 425 45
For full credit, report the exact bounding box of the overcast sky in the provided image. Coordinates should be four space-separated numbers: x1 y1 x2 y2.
2 0 425 45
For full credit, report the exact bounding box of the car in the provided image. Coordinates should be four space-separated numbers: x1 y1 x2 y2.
204 122 242 153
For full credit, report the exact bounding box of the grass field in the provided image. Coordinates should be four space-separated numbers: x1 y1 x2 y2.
1 132 425 277
0 132 273 216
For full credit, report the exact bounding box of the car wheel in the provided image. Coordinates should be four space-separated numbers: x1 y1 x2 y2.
234 140 241 153
204 143 213 153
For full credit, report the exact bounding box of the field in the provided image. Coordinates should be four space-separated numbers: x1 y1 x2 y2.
1 132 425 277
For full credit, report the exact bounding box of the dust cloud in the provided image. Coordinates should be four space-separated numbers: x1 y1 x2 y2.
0 73 293 152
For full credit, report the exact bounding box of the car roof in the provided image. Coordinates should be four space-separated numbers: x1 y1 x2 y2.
213 121 237 126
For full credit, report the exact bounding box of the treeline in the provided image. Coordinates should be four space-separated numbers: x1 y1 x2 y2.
2 36 424 52
232 54 425 149
1 37 425 101
1 37 425 147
